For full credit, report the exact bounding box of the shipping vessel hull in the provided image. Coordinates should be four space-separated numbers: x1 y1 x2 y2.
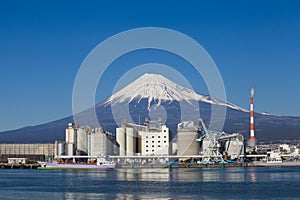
38 162 115 170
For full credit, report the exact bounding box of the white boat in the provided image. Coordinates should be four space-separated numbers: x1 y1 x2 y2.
266 159 282 164
38 158 115 170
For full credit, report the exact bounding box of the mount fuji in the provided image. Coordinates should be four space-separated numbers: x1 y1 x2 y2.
1 73 300 143
105 73 246 112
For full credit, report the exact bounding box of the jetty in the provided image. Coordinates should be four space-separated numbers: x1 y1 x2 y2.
0 163 40 169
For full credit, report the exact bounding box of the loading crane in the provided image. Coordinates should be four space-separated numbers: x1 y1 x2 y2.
197 119 224 163
197 118 244 163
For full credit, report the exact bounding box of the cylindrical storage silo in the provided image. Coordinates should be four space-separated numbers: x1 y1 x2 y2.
178 131 199 157
126 128 136 156
54 141 58 158
65 128 77 144
65 129 69 143
57 142 65 156
91 133 106 157
107 137 113 156
67 143 74 156
116 128 126 156
77 128 88 153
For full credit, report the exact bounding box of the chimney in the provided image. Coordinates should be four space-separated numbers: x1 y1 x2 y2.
249 87 255 147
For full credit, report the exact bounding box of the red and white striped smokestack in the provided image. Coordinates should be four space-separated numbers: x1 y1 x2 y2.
249 87 255 146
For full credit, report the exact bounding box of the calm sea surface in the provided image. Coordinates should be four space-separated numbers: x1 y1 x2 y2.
0 167 299 199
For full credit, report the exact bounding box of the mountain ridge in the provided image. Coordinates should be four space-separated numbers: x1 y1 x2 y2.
105 73 248 112
0 73 299 143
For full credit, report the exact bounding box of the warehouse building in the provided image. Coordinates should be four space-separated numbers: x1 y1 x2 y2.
0 144 55 162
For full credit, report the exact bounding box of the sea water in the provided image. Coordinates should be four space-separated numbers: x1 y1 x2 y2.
0 167 299 199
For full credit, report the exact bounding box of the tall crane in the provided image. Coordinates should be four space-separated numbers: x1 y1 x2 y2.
197 119 224 163
197 118 244 163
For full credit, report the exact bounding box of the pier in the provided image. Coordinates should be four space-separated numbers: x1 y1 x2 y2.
0 163 40 169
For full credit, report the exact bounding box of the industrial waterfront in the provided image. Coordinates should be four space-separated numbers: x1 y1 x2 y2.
1 118 299 169
0 86 299 169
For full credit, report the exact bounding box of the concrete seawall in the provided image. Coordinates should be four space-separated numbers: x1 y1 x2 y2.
116 162 300 169
0 163 40 169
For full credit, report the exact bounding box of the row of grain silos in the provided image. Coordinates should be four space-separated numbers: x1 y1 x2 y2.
55 123 114 158
116 127 137 156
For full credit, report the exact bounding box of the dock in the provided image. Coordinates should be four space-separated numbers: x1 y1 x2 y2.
0 163 40 169
116 162 300 169
168 163 247 168
115 162 251 169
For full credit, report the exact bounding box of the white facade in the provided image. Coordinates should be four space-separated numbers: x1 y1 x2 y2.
279 144 291 153
90 128 113 157
116 127 138 156
126 128 137 156
116 121 170 157
225 136 244 160
63 124 114 157
7 158 28 164
65 127 77 144
77 128 88 153
116 128 126 156
139 125 169 156
67 143 74 156
57 142 65 156
177 121 200 158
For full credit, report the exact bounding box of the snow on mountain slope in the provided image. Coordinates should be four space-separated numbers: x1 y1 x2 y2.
105 73 248 112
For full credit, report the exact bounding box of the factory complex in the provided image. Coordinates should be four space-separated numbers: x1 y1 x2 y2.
0 118 245 165
1 88 299 167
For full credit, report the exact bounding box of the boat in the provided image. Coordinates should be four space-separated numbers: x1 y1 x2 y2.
38 158 115 170
255 161 300 167
266 159 282 164
253 151 300 167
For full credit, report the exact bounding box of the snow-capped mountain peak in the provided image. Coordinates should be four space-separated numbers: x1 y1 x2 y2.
105 73 247 112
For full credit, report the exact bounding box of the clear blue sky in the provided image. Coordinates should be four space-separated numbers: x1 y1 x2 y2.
0 1 300 131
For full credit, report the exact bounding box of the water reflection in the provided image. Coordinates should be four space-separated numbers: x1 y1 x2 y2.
1 167 300 199
116 168 171 181
248 168 257 182
170 168 246 182
48 167 256 184
64 192 182 200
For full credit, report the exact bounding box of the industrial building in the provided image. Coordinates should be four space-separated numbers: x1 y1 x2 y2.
0 118 246 165
167 119 245 163
177 121 200 160
197 119 244 162
116 126 138 156
116 120 170 157
0 144 55 162
139 120 170 156
113 118 245 165
55 123 115 159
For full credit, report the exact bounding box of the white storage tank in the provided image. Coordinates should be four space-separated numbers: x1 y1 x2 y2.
65 128 77 144
67 143 74 156
116 128 126 156
91 132 106 157
177 121 199 158
57 142 65 156
77 128 88 153
126 128 136 156
172 142 178 155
